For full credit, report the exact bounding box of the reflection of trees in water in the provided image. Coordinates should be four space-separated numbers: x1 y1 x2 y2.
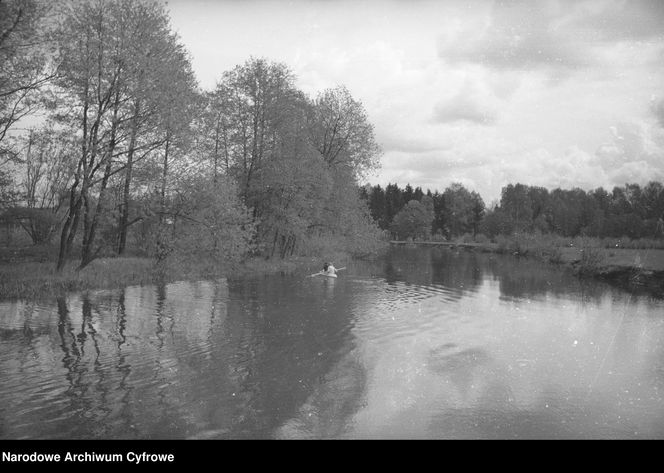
0 301 48 438
0 301 44 371
374 247 483 296
56 297 86 431
113 289 134 436
276 351 366 439
480 254 611 303
222 276 367 438
1 285 221 438
5 249 660 439
142 283 189 437
377 247 621 304
52 295 127 437
81 297 113 435
429 249 483 294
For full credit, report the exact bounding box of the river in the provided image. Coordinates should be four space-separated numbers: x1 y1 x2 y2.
1 247 663 439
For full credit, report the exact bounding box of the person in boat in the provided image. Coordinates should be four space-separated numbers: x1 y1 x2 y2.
322 261 337 276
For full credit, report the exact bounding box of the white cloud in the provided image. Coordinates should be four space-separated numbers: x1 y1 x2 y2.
596 119 664 186
652 98 664 127
431 79 500 125
437 1 597 73
437 0 664 74
166 0 664 204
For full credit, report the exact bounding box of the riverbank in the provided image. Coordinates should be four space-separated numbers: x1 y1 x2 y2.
0 245 358 300
391 239 664 296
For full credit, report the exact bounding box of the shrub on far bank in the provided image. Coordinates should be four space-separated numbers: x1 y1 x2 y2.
577 246 605 276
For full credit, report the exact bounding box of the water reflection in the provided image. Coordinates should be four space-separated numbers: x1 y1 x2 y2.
1 247 664 438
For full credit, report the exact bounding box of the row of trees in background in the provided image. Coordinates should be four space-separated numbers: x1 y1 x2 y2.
484 182 664 239
0 0 383 271
363 181 664 241
361 183 485 240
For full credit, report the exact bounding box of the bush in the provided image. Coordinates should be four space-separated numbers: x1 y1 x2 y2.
474 233 490 244
431 231 447 242
548 247 563 264
578 246 604 275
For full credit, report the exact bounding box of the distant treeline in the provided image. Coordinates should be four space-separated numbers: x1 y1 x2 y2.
361 181 664 240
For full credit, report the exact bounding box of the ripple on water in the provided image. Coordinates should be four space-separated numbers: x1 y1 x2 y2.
351 279 467 347
2 250 664 439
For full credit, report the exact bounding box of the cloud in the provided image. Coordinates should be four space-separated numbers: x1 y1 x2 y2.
431 79 500 125
609 160 664 184
437 1 595 72
560 0 664 42
652 98 664 127
375 117 664 202
595 120 664 185
437 0 664 74
432 94 497 125
379 135 448 154
167 1 664 204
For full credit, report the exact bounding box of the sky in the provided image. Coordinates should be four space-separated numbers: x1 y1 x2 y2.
166 0 664 203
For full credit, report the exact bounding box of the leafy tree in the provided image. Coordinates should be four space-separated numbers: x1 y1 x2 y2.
368 184 387 228
443 183 477 237
308 85 381 180
480 207 512 238
500 183 532 232
0 0 53 157
385 183 404 225
642 181 664 220
116 0 198 255
51 0 198 269
212 57 305 208
160 174 255 264
527 186 549 223
390 199 434 240
431 191 446 236
402 183 414 203
470 191 485 236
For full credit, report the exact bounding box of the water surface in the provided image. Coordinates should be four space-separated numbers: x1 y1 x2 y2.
1 247 663 439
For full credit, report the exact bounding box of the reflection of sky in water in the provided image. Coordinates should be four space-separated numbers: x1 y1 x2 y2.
1 247 664 439
345 275 664 439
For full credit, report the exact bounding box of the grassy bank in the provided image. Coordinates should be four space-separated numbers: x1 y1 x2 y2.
394 234 664 295
456 233 664 294
0 245 362 301
0 257 158 300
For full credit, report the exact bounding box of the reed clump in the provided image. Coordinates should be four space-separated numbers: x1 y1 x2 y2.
0 257 157 300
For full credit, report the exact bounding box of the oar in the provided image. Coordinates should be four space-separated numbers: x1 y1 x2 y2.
308 267 347 277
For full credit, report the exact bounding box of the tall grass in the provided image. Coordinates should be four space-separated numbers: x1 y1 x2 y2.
493 232 576 264
0 257 157 300
576 246 605 276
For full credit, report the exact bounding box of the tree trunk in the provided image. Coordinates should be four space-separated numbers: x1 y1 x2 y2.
155 134 171 257
80 87 122 269
117 100 141 255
